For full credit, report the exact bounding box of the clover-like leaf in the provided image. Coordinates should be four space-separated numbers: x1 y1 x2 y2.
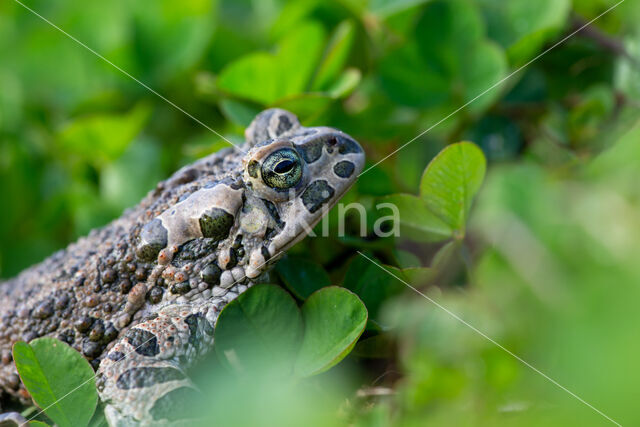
215 284 303 374
217 22 325 105
312 20 355 91
276 255 331 300
420 141 487 238
13 338 98 427
294 287 368 377
343 254 407 324
378 194 452 242
380 0 507 112
57 103 151 165
478 0 570 65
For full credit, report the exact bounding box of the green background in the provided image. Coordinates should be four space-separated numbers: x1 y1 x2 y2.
2 0 640 425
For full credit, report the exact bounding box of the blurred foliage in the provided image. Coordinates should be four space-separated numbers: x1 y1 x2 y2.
3 0 640 425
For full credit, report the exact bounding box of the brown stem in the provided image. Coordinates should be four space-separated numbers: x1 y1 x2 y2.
570 13 637 66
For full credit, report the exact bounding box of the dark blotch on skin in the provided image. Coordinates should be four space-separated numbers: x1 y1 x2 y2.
116 367 185 390
148 286 164 304
277 114 293 134
185 314 203 351
108 351 125 362
265 227 277 239
301 180 335 213
170 167 199 186
261 246 271 261
261 199 284 228
203 320 214 336
89 320 105 342
247 160 259 178
150 387 201 421
229 179 243 190
135 267 147 281
298 139 323 164
337 135 362 154
231 235 243 249
170 282 191 295
333 160 355 178
57 329 75 345
176 238 218 261
136 218 168 262
32 299 54 319
246 109 276 145
54 294 70 310
200 263 222 286
120 279 133 294
125 328 159 357
226 248 238 270
103 323 118 343
102 268 117 284
75 316 94 333
199 208 234 241
82 338 103 359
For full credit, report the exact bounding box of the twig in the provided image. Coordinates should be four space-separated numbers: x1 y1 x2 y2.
570 13 638 66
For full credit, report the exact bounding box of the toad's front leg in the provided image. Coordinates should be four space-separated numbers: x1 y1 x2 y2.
97 301 220 426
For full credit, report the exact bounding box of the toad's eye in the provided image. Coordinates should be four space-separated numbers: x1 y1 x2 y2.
261 148 303 190
274 159 294 173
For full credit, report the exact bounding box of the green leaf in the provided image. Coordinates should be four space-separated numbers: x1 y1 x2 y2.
277 21 326 96
401 266 436 286
294 287 368 377
378 194 452 242
312 20 356 91
343 255 406 322
464 115 523 161
478 0 571 64
101 137 164 211
13 338 98 427
57 103 151 166
415 0 484 72
419 142 486 238
217 52 282 104
276 256 331 300
352 334 394 359
431 240 461 270
378 42 450 108
272 93 333 122
131 0 217 80
459 41 508 114
379 0 507 110
369 0 431 17
218 21 325 105
415 0 507 112
215 284 303 374
326 68 362 98
218 99 262 128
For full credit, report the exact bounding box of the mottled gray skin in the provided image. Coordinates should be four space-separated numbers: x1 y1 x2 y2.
0 109 365 426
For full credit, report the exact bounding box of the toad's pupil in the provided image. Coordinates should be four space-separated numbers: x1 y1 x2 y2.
274 159 294 174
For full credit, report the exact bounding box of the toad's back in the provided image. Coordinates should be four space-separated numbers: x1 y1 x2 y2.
0 109 365 425
0 145 243 401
